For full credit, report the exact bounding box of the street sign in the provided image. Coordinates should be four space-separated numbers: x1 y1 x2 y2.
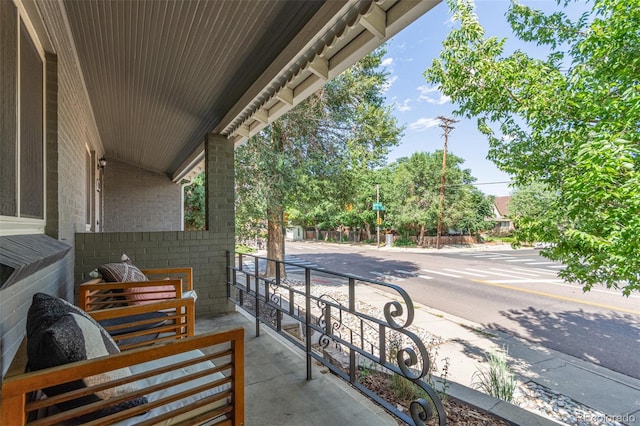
373 202 384 211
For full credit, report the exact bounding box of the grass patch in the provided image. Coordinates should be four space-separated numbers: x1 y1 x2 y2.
235 244 255 254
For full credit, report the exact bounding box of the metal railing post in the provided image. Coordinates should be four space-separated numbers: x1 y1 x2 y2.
305 267 312 380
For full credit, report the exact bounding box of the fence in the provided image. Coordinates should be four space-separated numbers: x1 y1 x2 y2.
226 251 446 426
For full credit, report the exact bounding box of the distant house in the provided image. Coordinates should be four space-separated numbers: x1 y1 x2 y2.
492 196 515 234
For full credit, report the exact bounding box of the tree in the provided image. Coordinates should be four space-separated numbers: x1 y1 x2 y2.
383 151 480 244
425 0 640 295
455 186 495 236
183 173 205 230
508 183 556 221
235 48 401 276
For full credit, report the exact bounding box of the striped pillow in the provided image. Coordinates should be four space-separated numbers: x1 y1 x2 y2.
98 259 148 283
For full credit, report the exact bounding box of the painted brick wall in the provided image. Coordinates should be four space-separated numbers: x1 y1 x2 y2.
75 231 234 316
38 0 104 243
204 134 236 313
102 159 182 232
1 2 103 374
74 135 236 317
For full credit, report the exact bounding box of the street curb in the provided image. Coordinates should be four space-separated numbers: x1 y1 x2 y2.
433 377 561 425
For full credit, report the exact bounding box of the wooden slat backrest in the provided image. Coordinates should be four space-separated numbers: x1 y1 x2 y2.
1 328 245 426
78 279 183 312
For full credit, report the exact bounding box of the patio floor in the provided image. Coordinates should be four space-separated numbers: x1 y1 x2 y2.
195 310 397 426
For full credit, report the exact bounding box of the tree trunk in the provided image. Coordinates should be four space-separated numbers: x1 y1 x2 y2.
265 122 286 279
266 208 286 278
419 224 426 246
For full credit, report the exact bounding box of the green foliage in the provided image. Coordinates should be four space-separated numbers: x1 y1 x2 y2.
235 47 402 254
183 173 205 230
425 0 640 294
507 182 558 245
392 236 416 247
508 182 557 221
472 348 516 403
381 151 494 240
235 244 255 254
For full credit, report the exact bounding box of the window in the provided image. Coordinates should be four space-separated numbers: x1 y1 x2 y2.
0 1 46 235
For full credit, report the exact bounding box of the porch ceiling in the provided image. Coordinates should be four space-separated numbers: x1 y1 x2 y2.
62 0 438 182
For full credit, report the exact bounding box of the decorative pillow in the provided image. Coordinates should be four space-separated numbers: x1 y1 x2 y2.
26 293 147 420
97 257 148 283
124 283 177 305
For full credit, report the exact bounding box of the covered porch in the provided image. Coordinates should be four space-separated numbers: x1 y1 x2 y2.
1 0 441 424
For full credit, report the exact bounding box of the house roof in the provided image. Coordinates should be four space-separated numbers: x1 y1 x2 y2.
59 0 438 182
493 196 511 217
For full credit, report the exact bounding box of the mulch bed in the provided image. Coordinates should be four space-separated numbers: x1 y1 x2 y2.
358 371 511 425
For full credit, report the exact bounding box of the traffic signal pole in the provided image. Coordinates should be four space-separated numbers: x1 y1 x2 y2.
376 184 380 247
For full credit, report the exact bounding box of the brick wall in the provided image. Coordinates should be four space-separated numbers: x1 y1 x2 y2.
1 2 103 374
103 159 182 232
38 0 104 243
75 135 236 318
75 231 233 316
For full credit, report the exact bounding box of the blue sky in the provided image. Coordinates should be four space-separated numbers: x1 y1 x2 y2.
381 0 587 197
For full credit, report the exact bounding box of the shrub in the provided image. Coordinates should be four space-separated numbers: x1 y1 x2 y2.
393 236 416 247
471 348 516 402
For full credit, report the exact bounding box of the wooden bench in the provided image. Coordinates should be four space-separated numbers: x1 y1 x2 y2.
1 297 244 426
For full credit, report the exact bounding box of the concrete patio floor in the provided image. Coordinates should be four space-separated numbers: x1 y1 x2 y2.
195 311 397 426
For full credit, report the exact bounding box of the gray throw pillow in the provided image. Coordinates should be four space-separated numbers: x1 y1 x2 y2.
26 293 147 421
97 258 148 282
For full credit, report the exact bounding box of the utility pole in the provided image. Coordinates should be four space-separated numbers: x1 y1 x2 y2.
436 116 458 249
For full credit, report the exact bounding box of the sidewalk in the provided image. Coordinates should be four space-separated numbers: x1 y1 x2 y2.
358 283 640 425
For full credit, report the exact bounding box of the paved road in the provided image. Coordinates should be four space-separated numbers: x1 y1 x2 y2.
281 241 640 380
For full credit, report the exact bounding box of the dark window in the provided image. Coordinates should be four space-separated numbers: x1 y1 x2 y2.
0 1 17 217
0 2 45 224
20 21 44 219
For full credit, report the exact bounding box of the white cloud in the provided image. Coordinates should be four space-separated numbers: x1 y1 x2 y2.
381 57 394 67
396 98 411 112
382 75 398 93
417 84 451 105
408 117 440 131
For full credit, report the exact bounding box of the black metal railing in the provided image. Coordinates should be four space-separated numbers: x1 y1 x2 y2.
226 251 446 425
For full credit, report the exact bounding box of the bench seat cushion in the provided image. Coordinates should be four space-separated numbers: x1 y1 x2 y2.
113 349 230 425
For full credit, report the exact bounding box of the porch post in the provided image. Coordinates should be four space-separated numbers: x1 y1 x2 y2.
203 133 235 315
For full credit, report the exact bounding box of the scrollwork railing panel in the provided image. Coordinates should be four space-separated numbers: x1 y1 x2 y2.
227 251 446 425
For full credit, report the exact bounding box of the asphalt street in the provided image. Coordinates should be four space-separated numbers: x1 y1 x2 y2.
280 241 640 380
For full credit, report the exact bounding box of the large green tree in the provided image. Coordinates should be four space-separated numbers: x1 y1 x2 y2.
235 48 401 275
425 0 640 295
383 151 481 244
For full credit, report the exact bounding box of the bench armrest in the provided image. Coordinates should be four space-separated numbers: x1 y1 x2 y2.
88 297 196 350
